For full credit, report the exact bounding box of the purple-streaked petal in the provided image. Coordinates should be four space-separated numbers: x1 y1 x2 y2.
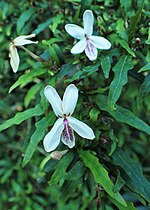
85 40 98 61
61 118 75 148
65 24 85 40
43 118 64 152
90 36 111 49
71 39 87 54
83 10 94 37
14 34 38 46
69 116 95 139
44 85 63 117
9 43 20 73
62 84 78 115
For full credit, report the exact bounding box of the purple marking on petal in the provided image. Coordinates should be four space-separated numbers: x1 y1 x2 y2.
62 118 74 143
86 39 95 55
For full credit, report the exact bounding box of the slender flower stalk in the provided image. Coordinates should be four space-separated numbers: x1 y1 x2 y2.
65 10 111 61
9 34 38 73
43 84 95 152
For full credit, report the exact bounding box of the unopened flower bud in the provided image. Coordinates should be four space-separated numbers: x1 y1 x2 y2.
50 150 68 160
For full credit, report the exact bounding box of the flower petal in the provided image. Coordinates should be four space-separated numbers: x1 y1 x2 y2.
69 116 95 139
43 118 64 152
85 40 98 61
14 34 38 46
65 24 85 40
61 119 75 148
90 36 111 49
62 84 78 115
71 39 87 54
44 85 63 117
9 43 20 73
83 10 94 37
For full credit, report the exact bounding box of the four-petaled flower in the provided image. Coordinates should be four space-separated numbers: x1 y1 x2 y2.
9 34 38 73
65 10 111 61
43 84 95 152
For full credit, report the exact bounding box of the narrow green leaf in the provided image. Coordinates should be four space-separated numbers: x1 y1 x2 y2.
112 148 150 202
64 161 85 181
110 197 137 210
49 152 74 185
33 18 52 35
108 55 133 109
0 105 43 132
129 1 144 40
24 83 42 108
17 8 35 34
9 68 46 93
96 95 150 135
138 63 150 72
118 39 135 57
137 74 150 109
100 54 111 78
22 112 55 167
79 150 127 207
108 129 118 156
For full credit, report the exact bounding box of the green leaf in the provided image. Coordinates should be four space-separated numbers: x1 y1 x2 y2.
64 161 85 181
110 197 137 210
100 54 111 79
0 105 43 132
108 129 118 156
112 148 150 202
118 39 135 57
96 95 150 135
116 18 128 41
138 63 150 72
24 83 43 108
137 74 150 109
89 107 100 122
22 112 56 167
120 0 135 18
17 8 35 34
129 1 144 40
79 150 127 207
33 18 52 35
49 152 74 185
108 55 133 109
66 61 101 82
9 68 47 93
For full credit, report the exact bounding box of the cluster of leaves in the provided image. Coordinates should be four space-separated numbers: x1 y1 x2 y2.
0 0 150 209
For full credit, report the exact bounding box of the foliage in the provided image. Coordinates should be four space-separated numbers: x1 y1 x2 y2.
0 0 150 209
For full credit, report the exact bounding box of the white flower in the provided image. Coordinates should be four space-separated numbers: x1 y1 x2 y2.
43 84 95 152
9 34 38 73
65 10 111 61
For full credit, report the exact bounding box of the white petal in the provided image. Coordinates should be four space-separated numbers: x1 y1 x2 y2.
43 118 64 152
71 39 87 54
90 36 111 49
85 40 98 61
62 84 78 115
9 43 20 73
83 10 94 37
44 86 63 117
14 34 38 46
65 24 85 40
69 116 95 139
